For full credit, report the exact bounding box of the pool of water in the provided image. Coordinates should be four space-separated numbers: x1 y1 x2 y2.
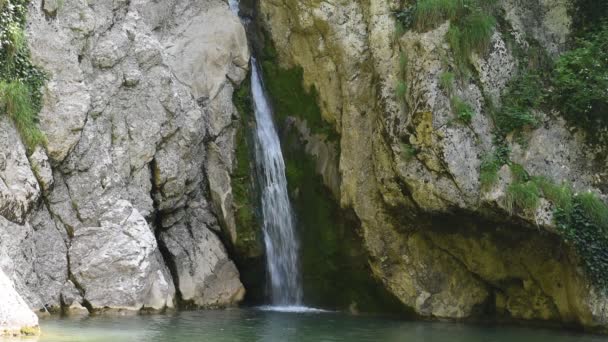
9 308 607 342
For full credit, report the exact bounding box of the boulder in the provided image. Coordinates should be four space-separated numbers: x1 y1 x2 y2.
161 223 245 308
69 200 175 311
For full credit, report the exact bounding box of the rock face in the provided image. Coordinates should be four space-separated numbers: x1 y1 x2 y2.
161 223 245 307
70 201 175 311
0 270 39 336
0 0 249 315
258 0 608 331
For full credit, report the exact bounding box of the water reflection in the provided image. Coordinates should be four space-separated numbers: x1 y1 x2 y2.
6 309 607 342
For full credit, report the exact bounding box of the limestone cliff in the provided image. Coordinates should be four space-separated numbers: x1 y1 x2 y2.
256 0 608 331
0 0 249 316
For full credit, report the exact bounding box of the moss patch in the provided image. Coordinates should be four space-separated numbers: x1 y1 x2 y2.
282 128 406 313
259 34 338 140
231 74 266 303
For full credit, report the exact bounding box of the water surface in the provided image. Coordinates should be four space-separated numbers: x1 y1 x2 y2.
18 309 608 342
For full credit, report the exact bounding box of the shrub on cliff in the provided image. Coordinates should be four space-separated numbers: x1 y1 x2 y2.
0 0 46 150
551 24 608 132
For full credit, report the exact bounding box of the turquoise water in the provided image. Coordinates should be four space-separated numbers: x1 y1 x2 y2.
14 309 608 342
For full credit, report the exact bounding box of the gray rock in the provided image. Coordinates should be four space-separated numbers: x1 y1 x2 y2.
161 223 245 308
0 270 39 336
69 200 175 311
0 117 40 224
28 147 54 194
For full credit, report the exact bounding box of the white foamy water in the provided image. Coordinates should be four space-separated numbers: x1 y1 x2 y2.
228 0 239 16
256 305 329 314
251 60 303 305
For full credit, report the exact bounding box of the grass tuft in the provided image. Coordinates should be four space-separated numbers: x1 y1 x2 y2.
439 71 455 94
414 0 464 31
0 81 46 149
451 96 474 124
577 191 608 233
506 181 541 214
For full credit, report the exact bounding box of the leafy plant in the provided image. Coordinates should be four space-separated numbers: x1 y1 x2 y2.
556 194 608 291
551 24 608 132
451 96 474 123
493 73 542 136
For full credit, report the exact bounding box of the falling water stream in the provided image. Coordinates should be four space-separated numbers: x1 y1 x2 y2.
251 60 303 306
229 1 303 308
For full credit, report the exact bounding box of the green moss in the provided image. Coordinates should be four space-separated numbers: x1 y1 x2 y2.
230 75 265 301
259 43 338 140
282 128 406 313
395 81 407 102
400 142 416 161
19 326 39 336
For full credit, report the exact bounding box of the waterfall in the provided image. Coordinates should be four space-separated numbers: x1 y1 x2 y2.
250 60 302 306
228 0 239 16
229 1 302 307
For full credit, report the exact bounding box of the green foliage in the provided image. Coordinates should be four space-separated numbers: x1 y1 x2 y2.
505 164 608 291
556 195 608 291
551 24 608 132
0 0 47 150
439 71 454 94
283 129 406 313
450 96 474 123
479 142 510 190
395 5 416 33
577 192 608 233
509 163 528 183
393 0 497 74
414 0 464 31
505 181 541 214
493 73 542 136
531 176 573 213
231 78 264 260
0 81 45 148
447 11 496 74
569 0 608 37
